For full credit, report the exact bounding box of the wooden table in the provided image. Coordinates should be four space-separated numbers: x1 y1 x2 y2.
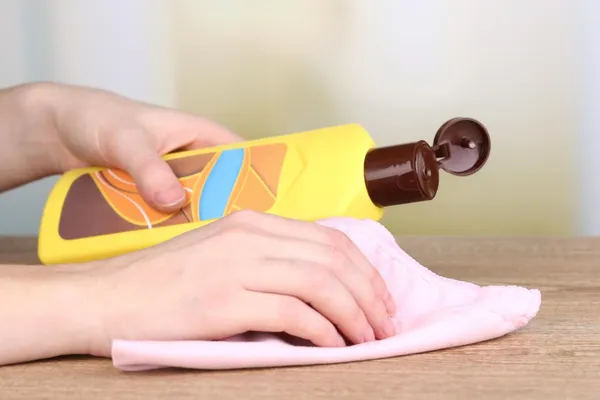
0 236 599 399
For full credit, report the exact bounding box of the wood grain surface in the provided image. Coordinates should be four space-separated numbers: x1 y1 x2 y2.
0 236 599 399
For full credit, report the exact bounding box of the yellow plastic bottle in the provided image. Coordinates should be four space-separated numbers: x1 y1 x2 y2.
37 117 490 265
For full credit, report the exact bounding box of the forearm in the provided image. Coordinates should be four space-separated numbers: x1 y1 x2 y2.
0 83 64 193
0 263 102 366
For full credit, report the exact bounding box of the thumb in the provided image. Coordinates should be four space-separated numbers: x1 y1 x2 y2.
115 133 186 212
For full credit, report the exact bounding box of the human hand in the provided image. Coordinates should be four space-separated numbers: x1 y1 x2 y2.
42 82 243 212
85 211 397 357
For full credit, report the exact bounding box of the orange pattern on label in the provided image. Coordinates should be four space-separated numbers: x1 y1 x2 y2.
58 143 288 239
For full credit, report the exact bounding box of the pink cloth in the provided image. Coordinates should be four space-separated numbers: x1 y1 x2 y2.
111 218 542 371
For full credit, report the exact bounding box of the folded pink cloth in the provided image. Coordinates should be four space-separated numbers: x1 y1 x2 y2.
111 218 542 371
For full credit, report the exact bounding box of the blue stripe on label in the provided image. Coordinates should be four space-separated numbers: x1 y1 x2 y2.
199 148 245 220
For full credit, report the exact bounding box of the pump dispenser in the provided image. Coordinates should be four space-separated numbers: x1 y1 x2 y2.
37 117 491 264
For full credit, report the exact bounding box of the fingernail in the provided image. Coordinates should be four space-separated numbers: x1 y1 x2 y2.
153 184 185 207
383 317 396 337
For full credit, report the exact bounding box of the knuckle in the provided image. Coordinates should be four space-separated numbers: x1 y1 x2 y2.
364 288 383 312
308 267 337 291
208 226 251 247
276 297 338 345
350 302 367 322
365 265 381 284
325 228 354 251
222 225 251 238
226 209 262 225
309 321 340 345
275 297 302 325
324 245 349 273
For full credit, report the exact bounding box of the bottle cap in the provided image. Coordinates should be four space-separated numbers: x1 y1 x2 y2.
433 117 491 176
363 117 490 207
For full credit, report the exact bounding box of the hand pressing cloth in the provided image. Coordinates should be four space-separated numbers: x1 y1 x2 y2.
111 218 542 371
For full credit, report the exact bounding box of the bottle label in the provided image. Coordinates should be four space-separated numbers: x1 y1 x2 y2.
58 143 287 239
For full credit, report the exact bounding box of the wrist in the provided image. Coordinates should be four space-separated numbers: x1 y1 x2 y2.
48 264 107 354
0 82 66 192
14 82 67 175
0 262 108 365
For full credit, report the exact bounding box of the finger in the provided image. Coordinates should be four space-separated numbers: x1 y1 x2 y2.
292 244 396 340
221 211 396 317
237 233 394 340
178 118 244 148
319 226 397 318
152 110 244 150
242 258 377 345
236 291 346 347
113 130 186 212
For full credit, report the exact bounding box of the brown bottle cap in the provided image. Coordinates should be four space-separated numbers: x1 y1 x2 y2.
364 117 490 207
433 117 491 176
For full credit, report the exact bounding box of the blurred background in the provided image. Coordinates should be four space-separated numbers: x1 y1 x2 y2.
0 0 597 236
